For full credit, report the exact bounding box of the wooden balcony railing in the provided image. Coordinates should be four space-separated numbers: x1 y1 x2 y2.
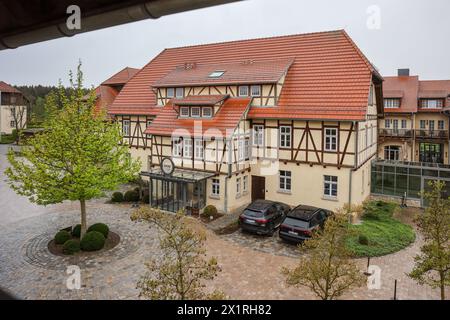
415 130 449 139
379 129 413 138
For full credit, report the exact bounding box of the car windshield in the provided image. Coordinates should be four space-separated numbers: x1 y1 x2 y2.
283 217 310 228
243 209 264 218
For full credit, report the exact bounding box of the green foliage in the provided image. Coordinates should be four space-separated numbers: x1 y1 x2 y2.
54 230 71 245
111 192 124 203
346 201 415 257
0 134 15 144
131 207 224 300
202 205 218 218
282 213 365 300
409 181 450 300
358 234 369 245
124 190 140 202
87 223 109 238
80 231 105 251
71 224 81 238
63 239 80 255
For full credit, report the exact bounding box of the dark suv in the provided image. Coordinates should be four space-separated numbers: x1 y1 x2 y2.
279 205 331 243
239 200 290 235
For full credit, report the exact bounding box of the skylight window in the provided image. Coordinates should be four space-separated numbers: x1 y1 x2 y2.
208 71 225 78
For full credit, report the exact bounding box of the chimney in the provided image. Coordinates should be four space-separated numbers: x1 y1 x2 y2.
398 68 410 77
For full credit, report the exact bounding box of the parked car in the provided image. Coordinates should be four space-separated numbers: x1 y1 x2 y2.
238 200 291 235
279 205 331 243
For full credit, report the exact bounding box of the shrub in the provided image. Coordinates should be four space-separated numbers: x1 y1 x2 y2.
111 191 124 203
362 200 396 220
63 239 80 255
358 234 369 246
54 230 71 245
87 223 109 238
80 231 105 251
142 189 150 204
124 190 140 202
202 205 218 218
72 224 81 238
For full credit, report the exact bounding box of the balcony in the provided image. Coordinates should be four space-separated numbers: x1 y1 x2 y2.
379 129 413 138
415 130 448 140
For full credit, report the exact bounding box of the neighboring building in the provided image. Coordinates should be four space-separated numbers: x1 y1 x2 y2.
92 67 139 116
109 30 383 214
0 81 27 135
378 69 450 164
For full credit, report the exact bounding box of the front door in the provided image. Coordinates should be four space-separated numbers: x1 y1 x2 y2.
251 176 266 201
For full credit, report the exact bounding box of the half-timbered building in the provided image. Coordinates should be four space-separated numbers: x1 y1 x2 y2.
108 30 384 214
0 81 27 135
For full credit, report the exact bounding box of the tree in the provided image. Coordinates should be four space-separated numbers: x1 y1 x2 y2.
5 64 140 238
409 180 450 300
282 211 365 300
131 207 225 300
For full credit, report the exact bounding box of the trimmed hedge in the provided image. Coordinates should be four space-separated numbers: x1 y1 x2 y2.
202 205 218 217
358 234 369 245
87 223 109 238
54 230 71 245
80 231 105 251
124 190 140 202
111 191 124 203
72 224 81 238
63 239 80 255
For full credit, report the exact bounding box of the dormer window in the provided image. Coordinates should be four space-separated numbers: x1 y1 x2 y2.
167 88 175 98
180 107 189 117
175 87 184 98
202 107 212 117
384 98 400 109
420 99 444 109
238 86 249 97
250 85 261 97
208 71 225 78
191 107 201 118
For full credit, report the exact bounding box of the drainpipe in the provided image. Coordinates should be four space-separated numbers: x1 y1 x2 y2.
349 121 358 206
224 138 232 213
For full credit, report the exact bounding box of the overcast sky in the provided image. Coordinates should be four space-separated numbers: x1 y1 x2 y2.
1 0 449 87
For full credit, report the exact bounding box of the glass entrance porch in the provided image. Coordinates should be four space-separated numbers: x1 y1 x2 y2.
141 168 215 213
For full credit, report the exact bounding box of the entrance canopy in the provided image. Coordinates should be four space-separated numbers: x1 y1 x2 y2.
141 167 216 183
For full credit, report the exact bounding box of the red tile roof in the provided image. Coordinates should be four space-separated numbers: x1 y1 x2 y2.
145 97 251 138
172 94 228 106
153 58 294 88
0 81 20 93
101 67 140 86
109 30 380 120
383 76 419 113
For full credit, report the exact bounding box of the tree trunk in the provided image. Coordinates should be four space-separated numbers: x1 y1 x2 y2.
440 273 445 300
80 199 87 239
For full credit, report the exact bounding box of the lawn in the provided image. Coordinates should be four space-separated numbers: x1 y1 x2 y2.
346 200 416 257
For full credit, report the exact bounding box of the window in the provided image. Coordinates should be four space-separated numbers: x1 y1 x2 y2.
211 178 220 196
173 138 182 157
384 99 400 108
194 139 204 159
236 177 241 195
238 139 244 161
401 120 407 129
369 85 374 105
324 128 337 151
208 71 225 78
438 120 445 130
244 139 250 159
147 120 152 128
191 107 201 118
250 85 261 97
420 99 443 109
384 146 400 161
123 120 130 136
167 88 175 98
324 175 338 197
243 175 248 192
175 87 184 98
10 120 15 128
393 120 398 130
183 139 192 158
202 107 212 117
253 125 264 146
385 119 391 128
279 170 291 192
279 126 291 148
420 120 426 129
238 86 249 97
429 120 435 131
180 107 189 117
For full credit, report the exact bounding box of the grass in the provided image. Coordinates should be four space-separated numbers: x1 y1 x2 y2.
346 200 416 257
